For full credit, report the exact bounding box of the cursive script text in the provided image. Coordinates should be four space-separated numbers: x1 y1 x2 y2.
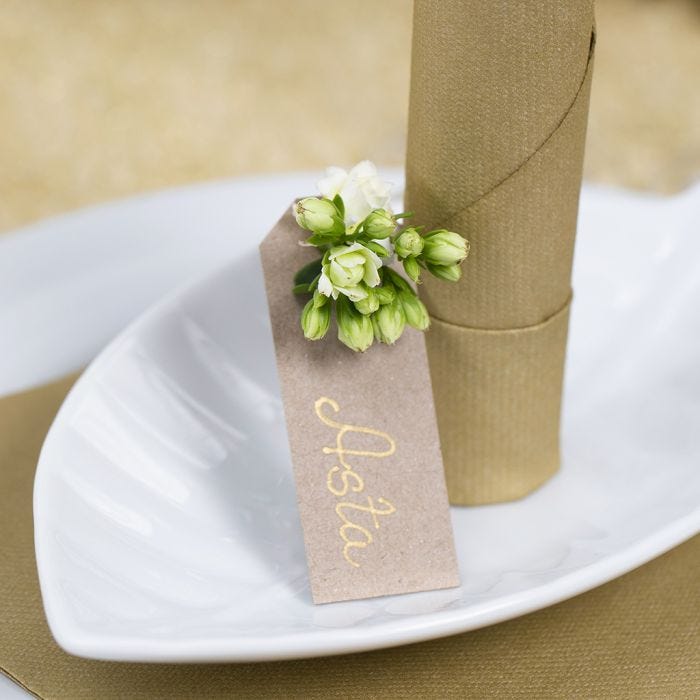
315 396 397 567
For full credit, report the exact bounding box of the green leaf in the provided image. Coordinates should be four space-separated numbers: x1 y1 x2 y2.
332 194 345 218
345 223 365 241
293 283 312 295
365 241 390 257
293 258 323 286
307 273 321 292
294 258 323 284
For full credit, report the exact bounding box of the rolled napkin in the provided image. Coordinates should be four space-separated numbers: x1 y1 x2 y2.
405 1 596 505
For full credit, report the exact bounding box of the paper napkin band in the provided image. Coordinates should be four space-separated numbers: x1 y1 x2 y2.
405 1 595 504
426 298 571 504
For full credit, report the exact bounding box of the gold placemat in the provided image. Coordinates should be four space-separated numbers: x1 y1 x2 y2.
1 376 699 699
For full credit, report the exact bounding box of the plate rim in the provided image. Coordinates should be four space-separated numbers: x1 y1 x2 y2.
25 175 700 662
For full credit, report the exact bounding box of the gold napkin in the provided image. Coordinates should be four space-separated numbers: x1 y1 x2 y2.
405 1 595 504
1 376 698 699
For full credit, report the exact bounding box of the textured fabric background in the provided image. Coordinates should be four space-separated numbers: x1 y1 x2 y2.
1 1 699 698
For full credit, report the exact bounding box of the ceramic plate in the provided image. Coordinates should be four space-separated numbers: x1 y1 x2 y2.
29 175 700 662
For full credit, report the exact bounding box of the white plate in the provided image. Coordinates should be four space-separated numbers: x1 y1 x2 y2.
29 175 700 662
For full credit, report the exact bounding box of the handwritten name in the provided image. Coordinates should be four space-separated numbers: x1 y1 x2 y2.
314 397 396 568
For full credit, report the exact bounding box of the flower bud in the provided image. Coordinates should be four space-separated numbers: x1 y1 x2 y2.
301 298 330 341
402 256 421 283
293 197 345 236
374 284 396 305
394 228 425 259
399 291 430 331
385 267 412 294
427 262 462 282
422 229 469 266
337 296 374 352
354 288 380 315
362 209 396 238
312 289 328 308
371 298 406 345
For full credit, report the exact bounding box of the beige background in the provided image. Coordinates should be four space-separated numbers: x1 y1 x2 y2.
1 0 699 234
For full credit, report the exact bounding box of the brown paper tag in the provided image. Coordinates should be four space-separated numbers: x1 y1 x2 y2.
259 207 460 604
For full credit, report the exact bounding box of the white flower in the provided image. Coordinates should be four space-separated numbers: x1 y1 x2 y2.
317 160 393 224
318 242 382 301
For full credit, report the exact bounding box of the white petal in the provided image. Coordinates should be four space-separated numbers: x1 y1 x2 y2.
327 245 343 261
348 160 377 178
334 250 366 268
362 264 381 288
337 285 368 301
358 244 383 269
340 183 368 224
329 259 355 286
317 167 347 199
360 179 392 212
318 271 334 297
334 241 364 255
340 161 394 223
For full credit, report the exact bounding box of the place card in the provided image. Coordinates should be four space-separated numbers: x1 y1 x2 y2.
260 207 460 604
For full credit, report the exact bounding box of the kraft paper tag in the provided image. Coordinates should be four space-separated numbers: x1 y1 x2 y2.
259 207 461 604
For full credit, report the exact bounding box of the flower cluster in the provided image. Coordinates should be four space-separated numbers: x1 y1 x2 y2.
292 162 469 352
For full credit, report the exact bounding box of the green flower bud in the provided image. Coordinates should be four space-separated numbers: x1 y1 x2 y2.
312 289 328 308
371 298 406 345
362 209 396 239
402 256 421 283
301 297 330 341
374 284 396 305
399 291 430 330
337 296 374 352
385 267 412 293
427 262 462 282
293 197 345 236
394 227 425 259
353 288 380 315
422 229 469 266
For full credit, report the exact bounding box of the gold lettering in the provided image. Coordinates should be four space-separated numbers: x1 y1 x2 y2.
315 397 396 468
336 497 397 530
315 397 397 568
338 523 372 567
326 465 364 497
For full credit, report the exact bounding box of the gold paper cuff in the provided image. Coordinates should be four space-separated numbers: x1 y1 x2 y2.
426 296 572 506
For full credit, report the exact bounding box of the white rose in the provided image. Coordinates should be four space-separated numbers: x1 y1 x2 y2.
317 242 383 301
317 160 393 224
